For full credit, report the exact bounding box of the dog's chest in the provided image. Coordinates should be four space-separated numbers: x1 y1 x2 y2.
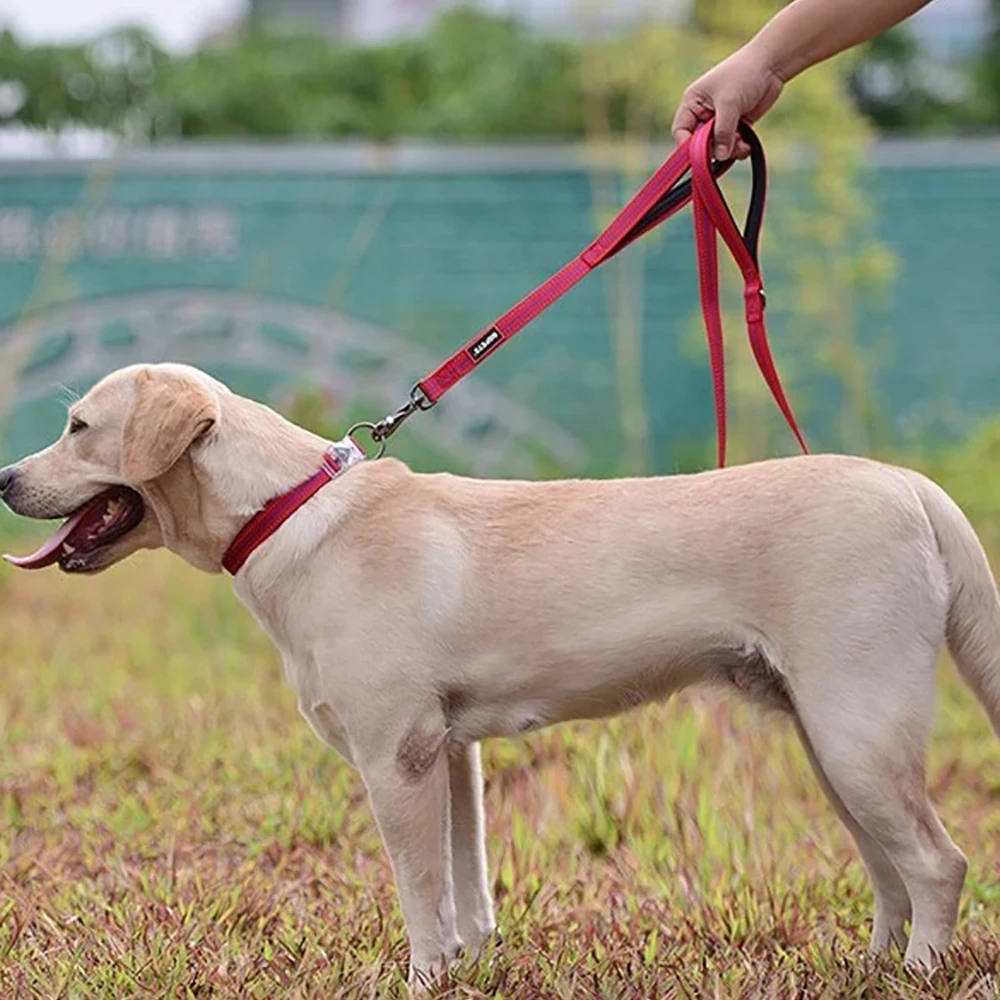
278 646 355 761
237 601 357 761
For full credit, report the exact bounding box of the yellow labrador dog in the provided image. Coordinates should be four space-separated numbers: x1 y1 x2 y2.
2 362 998 987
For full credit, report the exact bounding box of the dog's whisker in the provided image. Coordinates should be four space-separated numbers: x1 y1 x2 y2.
57 383 81 406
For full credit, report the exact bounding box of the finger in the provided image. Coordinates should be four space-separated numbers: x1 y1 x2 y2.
712 100 741 160
672 115 712 146
671 94 715 142
670 104 701 146
733 137 751 160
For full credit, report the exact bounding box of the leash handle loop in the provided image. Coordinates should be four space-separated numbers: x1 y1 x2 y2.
690 120 808 459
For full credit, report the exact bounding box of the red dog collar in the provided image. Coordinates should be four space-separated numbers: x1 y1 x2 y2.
222 437 365 576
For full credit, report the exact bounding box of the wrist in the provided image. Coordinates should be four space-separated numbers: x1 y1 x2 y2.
744 30 797 85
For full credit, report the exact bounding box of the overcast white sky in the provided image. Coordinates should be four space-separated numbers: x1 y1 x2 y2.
1 0 245 50
0 0 988 53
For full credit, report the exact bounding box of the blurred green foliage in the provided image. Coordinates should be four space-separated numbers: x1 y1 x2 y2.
849 28 979 133
977 0 1000 127
901 416 1000 555
0 12 590 142
0 5 993 142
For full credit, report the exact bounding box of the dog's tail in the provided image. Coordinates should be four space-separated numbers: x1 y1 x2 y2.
909 471 1000 736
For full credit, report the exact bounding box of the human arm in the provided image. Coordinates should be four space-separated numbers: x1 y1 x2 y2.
671 0 935 159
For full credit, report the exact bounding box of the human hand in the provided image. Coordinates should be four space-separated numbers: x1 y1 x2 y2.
671 45 785 160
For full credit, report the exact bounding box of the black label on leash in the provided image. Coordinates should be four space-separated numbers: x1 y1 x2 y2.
467 326 503 364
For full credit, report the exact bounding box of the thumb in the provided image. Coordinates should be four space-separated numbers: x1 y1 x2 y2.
712 100 741 161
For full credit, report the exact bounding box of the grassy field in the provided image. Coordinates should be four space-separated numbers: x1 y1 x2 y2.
1 514 1000 999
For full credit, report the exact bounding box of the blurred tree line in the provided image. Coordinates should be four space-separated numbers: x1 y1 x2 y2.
0 5 997 143
0 13 583 142
979 0 1000 126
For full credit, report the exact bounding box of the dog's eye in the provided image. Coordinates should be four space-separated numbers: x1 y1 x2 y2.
69 417 88 435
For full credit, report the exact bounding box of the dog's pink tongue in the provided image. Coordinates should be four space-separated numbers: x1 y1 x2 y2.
2 505 92 569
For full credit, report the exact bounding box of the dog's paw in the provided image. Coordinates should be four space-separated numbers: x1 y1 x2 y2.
457 918 499 955
408 940 464 997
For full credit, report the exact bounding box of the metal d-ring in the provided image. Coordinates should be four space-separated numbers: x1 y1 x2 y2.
351 384 436 459
347 421 387 460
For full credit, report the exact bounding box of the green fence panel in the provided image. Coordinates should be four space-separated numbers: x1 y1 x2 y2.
1 146 997 475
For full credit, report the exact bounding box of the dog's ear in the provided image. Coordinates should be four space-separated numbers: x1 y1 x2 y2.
121 368 220 483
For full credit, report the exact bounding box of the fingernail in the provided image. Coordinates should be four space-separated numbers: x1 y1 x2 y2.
714 142 730 159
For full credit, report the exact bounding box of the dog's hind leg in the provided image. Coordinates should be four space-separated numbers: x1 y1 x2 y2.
789 636 967 969
793 716 912 952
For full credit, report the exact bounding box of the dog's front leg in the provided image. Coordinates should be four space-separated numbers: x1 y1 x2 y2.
448 742 496 951
358 713 462 993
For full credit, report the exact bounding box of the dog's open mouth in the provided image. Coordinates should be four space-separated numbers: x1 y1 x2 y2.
3 487 145 573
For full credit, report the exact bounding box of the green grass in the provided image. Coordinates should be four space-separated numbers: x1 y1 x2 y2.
1 527 999 998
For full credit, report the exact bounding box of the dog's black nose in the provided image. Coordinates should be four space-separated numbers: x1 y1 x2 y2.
0 466 16 497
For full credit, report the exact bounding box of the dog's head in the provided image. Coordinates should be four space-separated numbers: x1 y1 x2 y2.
0 363 324 574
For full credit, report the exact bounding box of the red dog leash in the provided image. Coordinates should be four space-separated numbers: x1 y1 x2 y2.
369 118 807 467
223 119 806 575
